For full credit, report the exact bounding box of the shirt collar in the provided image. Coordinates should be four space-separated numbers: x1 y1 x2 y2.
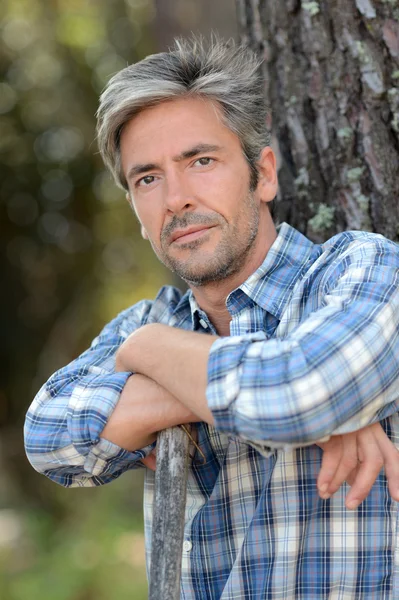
171 289 207 331
238 222 315 319
173 223 316 324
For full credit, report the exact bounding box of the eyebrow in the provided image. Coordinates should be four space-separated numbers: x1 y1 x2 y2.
126 143 223 181
174 143 222 162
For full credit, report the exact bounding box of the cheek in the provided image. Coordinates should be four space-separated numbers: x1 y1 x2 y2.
207 185 247 223
198 169 249 211
133 200 161 241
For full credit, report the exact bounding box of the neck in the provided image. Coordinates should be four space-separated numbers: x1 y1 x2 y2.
190 212 277 336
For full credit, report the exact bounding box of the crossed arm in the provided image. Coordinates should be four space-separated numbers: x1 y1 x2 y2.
100 322 399 510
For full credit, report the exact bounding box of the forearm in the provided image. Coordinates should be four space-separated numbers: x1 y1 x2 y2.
116 310 399 448
116 326 216 425
207 307 399 445
100 372 201 451
24 303 198 486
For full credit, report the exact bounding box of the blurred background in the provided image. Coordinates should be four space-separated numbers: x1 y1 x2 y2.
0 1 237 598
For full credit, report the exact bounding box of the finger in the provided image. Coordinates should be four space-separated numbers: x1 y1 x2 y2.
345 427 383 510
345 463 359 487
141 453 157 471
372 422 399 502
317 436 343 499
326 433 358 497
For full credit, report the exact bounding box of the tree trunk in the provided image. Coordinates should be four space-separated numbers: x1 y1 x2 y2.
236 0 399 242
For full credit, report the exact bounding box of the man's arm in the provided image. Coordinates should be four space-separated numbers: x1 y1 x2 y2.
115 325 214 423
24 299 176 487
116 324 399 507
117 238 399 446
100 372 200 452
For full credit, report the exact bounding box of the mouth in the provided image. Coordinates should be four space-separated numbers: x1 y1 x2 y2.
170 225 215 245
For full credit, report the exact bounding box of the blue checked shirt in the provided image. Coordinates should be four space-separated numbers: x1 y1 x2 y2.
25 223 399 599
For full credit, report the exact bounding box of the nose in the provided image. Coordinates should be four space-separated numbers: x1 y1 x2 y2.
163 170 195 214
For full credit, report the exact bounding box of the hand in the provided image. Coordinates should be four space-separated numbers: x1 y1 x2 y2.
316 422 399 509
140 424 200 471
142 449 157 471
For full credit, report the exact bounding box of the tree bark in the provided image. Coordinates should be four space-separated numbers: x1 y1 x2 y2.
236 0 399 241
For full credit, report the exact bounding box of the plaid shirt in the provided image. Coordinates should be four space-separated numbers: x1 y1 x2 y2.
25 223 399 599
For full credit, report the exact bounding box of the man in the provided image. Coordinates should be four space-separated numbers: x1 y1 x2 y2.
25 37 399 598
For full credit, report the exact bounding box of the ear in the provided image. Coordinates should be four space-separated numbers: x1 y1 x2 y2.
141 225 149 240
255 147 278 204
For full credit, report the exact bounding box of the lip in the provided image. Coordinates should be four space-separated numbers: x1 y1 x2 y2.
170 225 214 244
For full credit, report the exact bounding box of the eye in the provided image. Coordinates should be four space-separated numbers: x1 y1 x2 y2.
136 174 156 187
194 157 214 167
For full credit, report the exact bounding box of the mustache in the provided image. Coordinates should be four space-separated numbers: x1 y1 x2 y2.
161 213 222 243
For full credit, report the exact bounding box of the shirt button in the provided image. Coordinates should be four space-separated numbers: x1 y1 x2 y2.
199 318 208 329
183 540 192 552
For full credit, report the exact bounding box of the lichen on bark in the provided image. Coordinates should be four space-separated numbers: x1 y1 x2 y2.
236 0 399 241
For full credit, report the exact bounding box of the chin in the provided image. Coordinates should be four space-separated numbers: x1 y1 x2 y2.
176 259 240 286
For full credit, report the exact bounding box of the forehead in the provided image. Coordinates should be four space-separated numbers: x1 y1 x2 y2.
119 96 242 164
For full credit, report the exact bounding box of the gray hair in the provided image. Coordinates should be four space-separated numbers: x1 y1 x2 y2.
96 35 270 191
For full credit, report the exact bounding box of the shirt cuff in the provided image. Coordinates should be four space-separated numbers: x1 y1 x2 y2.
237 436 330 457
68 370 132 450
84 437 156 477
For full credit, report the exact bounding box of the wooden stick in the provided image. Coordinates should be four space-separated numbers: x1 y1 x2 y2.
148 426 190 600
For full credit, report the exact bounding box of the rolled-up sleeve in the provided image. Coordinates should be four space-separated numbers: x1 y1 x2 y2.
24 301 155 487
207 240 399 450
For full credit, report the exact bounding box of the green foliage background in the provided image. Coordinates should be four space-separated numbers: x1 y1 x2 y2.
0 1 173 598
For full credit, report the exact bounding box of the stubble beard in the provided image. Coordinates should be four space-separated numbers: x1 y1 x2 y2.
156 193 260 286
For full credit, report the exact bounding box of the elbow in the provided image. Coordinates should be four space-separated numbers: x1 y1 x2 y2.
24 416 89 487
24 444 99 488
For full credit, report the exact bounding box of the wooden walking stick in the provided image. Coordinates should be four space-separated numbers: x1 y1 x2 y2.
148 425 191 600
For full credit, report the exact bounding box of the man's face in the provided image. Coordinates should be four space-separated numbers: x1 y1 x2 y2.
120 96 274 286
